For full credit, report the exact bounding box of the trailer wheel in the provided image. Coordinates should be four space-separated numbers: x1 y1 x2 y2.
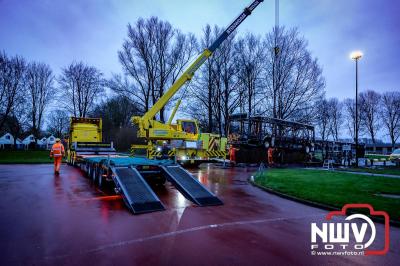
67 153 72 165
71 152 76 166
93 166 101 184
91 166 96 181
87 165 92 179
98 170 103 188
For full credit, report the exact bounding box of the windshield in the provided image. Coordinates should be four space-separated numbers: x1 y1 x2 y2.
181 121 197 134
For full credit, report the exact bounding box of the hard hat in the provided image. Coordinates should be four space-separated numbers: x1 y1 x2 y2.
55 138 61 142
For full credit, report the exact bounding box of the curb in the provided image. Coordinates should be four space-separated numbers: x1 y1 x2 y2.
249 178 400 227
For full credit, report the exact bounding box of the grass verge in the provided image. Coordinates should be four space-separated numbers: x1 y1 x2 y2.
0 150 55 163
254 168 400 222
336 167 400 176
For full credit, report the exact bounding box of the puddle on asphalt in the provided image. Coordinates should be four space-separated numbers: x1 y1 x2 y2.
375 193 400 199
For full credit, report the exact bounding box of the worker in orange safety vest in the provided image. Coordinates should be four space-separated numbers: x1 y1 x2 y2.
229 145 238 165
267 147 274 166
50 138 65 174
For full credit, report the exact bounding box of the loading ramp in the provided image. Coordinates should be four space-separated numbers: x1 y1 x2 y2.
112 167 165 214
161 165 223 206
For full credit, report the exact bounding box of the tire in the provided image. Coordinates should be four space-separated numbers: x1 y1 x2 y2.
67 153 72 165
91 166 98 182
98 169 103 188
87 164 92 178
71 152 76 167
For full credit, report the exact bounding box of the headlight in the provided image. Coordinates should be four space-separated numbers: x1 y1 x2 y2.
156 147 162 152
181 156 187 160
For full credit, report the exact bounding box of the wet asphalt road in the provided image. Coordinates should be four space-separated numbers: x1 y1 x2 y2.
0 163 399 265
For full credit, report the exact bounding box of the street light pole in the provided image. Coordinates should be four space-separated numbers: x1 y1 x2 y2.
355 58 359 167
350 51 363 167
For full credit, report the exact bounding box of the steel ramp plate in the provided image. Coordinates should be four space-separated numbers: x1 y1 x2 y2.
161 165 223 206
112 167 165 214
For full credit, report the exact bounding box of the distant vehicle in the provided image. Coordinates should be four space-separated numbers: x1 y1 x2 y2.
389 149 400 162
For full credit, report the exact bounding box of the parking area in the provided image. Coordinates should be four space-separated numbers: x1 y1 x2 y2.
0 164 399 265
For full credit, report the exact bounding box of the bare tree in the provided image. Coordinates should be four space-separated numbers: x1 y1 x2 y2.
187 26 245 135
200 26 239 135
185 25 218 132
215 30 240 135
327 98 343 141
46 109 69 137
188 26 325 137
235 33 264 117
59 62 104 117
91 95 141 147
25 62 54 139
315 98 331 159
92 95 140 129
0 51 26 132
2 111 27 145
117 17 196 122
262 27 325 123
380 91 400 148
359 90 381 150
315 98 330 141
343 98 364 140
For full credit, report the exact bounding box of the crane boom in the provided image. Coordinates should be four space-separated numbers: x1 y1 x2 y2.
132 0 264 131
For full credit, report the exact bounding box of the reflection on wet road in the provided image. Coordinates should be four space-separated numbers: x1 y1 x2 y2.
0 164 398 265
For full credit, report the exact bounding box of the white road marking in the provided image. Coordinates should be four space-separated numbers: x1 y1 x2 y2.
44 213 324 261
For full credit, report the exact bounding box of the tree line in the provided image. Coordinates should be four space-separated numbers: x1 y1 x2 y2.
316 91 400 149
112 18 325 136
1 17 399 150
0 52 105 144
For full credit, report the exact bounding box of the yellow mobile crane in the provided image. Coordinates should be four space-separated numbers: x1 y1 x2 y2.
131 0 264 164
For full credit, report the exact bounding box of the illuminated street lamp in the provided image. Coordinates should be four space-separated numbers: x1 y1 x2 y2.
350 51 363 60
350 50 363 166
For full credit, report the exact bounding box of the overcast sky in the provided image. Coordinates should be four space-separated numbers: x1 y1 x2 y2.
1 0 399 100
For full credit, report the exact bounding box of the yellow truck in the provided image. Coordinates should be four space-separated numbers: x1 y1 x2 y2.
131 116 227 165
131 92 228 165
67 117 116 165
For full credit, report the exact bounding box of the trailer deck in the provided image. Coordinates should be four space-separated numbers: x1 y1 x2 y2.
77 155 222 214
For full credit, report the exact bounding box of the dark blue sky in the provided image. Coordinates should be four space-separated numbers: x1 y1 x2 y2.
1 0 399 100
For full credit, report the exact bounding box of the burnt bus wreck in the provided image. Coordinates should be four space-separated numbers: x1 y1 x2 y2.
228 113 315 164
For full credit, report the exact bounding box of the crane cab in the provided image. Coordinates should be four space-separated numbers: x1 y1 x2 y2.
176 119 199 136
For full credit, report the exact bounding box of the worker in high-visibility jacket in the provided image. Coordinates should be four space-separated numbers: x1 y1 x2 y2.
267 147 274 166
50 138 65 174
229 145 238 165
